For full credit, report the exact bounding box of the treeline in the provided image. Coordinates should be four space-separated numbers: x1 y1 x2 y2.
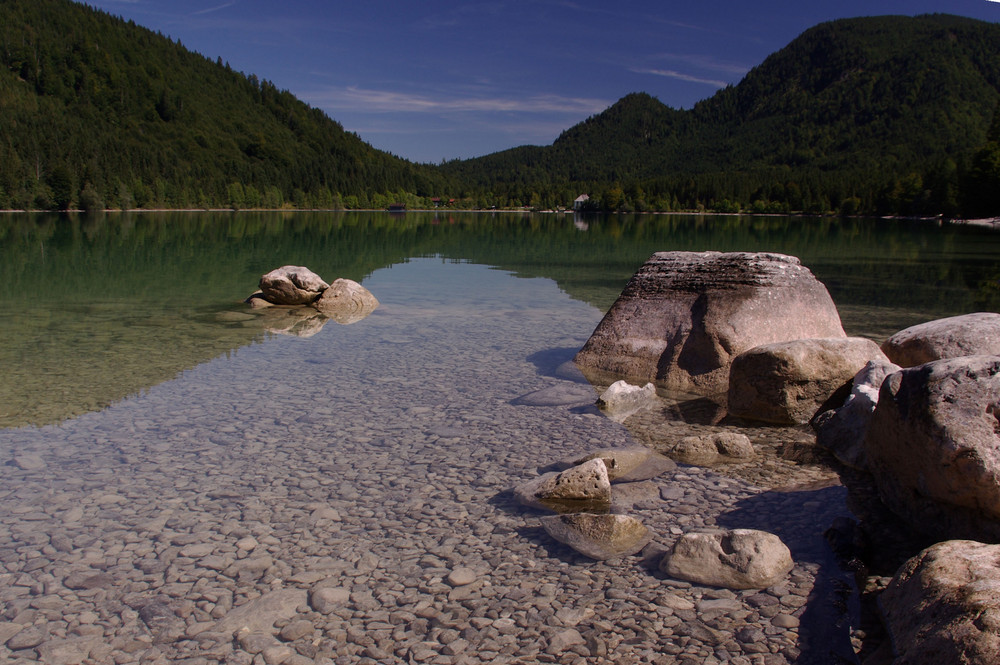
442 15 1000 217
2 5 1000 216
0 0 448 211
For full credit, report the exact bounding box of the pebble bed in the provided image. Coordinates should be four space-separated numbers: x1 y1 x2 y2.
0 259 858 665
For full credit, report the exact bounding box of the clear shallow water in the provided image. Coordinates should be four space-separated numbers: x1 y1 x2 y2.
0 212 997 663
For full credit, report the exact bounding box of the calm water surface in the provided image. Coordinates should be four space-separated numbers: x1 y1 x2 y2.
0 211 997 663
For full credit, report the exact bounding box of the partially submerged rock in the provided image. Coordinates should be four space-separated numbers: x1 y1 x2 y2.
567 447 676 483
727 337 888 425
258 265 329 305
864 355 1000 542
660 528 793 590
514 458 611 512
666 432 755 465
879 540 1000 665
575 252 845 395
596 380 657 420
811 359 901 469
541 513 652 560
313 278 379 324
882 312 1000 367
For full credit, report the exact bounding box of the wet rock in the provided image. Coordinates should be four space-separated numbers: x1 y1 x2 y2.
212 588 307 637
864 355 1000 541
7 626 48 650
64 570 115 590
312 278 379 324
256 307 329 338
546 628 586 654
812 359 900 469
879 540 1000 665
541 513 652 560
446 567 477 587
139 601 187 643
36 636 103 665
596 380 657 420
575 251 845 395
667 432 755 465
513 383 596 407
661 528 793 590
514 458 611 511
882 312 1000 367
258 265 328 305
309 586 350 614
11 454 45 470
727 337 888 425
565 447 676 483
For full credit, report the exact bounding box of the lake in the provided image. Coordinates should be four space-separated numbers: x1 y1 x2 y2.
0 211 997 664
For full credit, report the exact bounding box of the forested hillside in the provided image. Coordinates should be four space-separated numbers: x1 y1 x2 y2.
2 4 999 216
0 0 446 210
442 14 1000 217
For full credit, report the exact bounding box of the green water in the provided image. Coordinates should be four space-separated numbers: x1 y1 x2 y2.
2 210 998 429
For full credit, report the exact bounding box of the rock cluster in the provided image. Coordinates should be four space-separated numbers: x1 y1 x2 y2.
574 251 846 394
246 266 379 334
575 251 1000 663
515 450 793 592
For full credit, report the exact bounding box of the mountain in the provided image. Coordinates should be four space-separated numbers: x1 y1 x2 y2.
0 0 446 210
442 14 1000 216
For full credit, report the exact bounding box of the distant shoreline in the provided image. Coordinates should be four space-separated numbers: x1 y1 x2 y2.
1 207 998 228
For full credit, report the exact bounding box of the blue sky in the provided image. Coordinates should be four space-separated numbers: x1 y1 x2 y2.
82 0 1000 163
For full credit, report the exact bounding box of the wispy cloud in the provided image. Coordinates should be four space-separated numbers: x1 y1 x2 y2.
630 68 728 88
649 53 750 77
306 86 611 115
193 2 237 16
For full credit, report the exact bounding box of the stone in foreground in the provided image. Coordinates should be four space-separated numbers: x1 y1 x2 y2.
514 459 611 512
879 540 1000 665
727 337 889 425
660 528 793 590
881 312 1000 367
541 513 652 560
575 252 845 395
568 447 676 483
312 278 379 324
258 265 329 305
865 355 1000 542
667 432 755 465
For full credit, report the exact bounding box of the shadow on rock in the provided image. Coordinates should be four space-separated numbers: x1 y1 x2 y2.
525 347 591 383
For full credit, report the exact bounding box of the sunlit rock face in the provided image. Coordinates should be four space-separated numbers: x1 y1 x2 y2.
258 265 329 305
312 278 379 324
726 336 888 425
864 355 1000 542
575 251 845 395
881 312 1000 367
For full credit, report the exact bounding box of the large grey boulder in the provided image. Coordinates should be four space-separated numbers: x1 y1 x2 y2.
660 528 793 590
812 359 901 469
541 513 653 560
313 278 379 324
514 459 611 512
882 312 1000 367
879 540 1000 665
258 265 329 305
575 252 845 395
864 355 1000 542
727 337 888 425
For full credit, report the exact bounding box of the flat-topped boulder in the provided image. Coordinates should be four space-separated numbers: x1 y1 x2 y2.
882 312 1000 367
879 540 1000 665
258 265 329 305
514 458 612 512
727 337 888 425
864 355 1000 542
575 252 845 395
